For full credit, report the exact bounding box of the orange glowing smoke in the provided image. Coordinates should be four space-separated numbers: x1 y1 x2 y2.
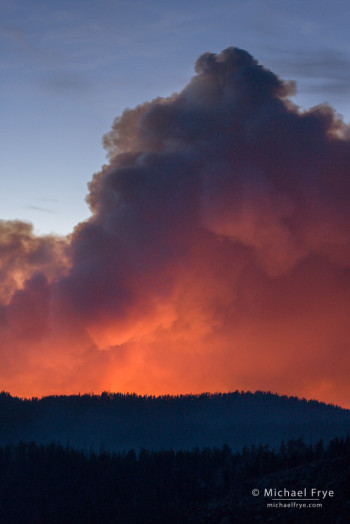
1 48 350 407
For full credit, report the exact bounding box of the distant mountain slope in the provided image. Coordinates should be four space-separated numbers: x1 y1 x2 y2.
1 436 350 523
0 391 349 451
189 453 350 524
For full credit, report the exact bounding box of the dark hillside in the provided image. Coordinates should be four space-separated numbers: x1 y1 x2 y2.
0 436 349 523
0 390 349 452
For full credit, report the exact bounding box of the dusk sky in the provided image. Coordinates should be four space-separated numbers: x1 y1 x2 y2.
2 0 350 234
1 1 350 407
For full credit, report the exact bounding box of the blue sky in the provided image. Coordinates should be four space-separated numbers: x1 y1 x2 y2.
2 0 350 235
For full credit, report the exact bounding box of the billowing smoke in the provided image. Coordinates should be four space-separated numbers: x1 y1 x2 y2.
2 47 350 406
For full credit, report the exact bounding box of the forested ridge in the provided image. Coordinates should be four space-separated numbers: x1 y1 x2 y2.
1 391 350 522
0 435 349 523
1 390 349 452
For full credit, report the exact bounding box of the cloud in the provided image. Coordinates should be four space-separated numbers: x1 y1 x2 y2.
0 24 26 43
24 205 56 214
43 72 92 93
0 220 68 304
268 48 350 97
1 47 350 406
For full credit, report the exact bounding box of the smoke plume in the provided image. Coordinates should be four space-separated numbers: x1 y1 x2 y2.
2 47 350 406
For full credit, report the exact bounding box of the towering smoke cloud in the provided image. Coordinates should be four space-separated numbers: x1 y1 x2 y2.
1 47 350 406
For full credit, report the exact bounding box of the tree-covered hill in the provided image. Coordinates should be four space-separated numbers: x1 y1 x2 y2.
0 436 349 523
0 390 349 452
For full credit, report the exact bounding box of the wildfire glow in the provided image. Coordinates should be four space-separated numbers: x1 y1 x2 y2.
1 48 350 407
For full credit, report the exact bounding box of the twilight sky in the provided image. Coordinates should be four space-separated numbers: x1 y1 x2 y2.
1 1 350 407
2 0 350 235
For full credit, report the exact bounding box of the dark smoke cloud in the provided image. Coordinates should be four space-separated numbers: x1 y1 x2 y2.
0 220 67 304
270 48 350 96
1 47 350 406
